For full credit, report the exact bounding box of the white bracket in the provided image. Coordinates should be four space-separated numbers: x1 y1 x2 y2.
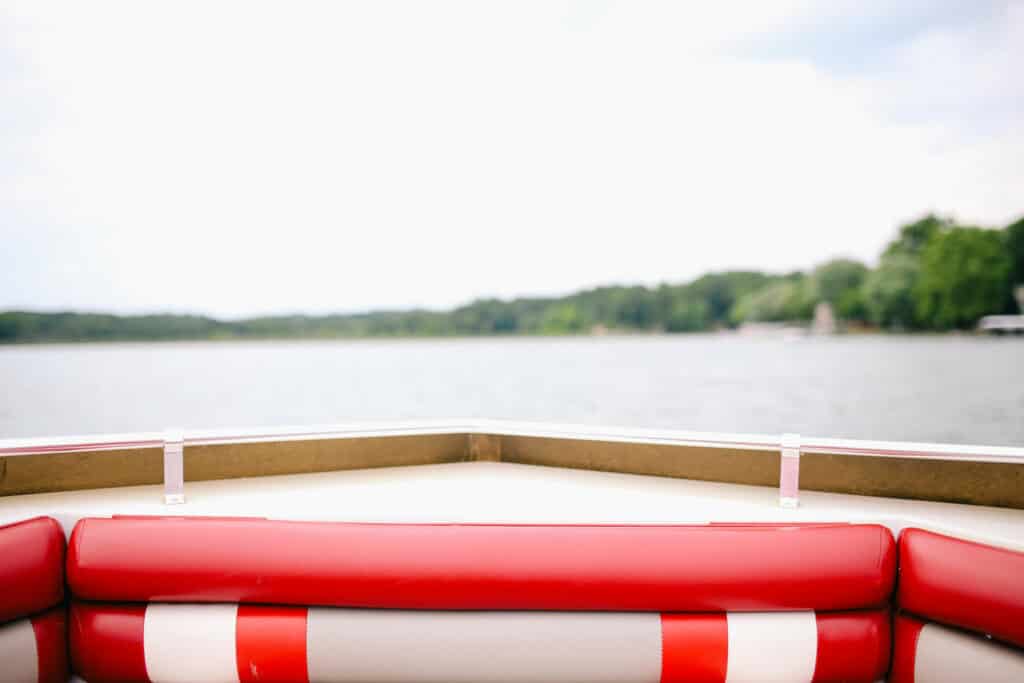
163 429 185 505
779 432 801 508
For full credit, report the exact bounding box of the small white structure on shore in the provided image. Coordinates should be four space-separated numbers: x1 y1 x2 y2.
811 302 836 335
979 316 1024 333
978 285 1024 334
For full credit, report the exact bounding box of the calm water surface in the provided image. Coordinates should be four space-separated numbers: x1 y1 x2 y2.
1 335 1022 445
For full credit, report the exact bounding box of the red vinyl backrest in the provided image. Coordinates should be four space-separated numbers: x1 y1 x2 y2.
0 516 65 623
898 527 1024 649
67 518 896 611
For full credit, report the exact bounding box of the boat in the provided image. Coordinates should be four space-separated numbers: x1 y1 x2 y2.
978 314 1024 334
1 419 1023 682
978 286 1024 334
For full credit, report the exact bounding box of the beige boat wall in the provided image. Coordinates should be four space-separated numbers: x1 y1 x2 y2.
1 422 1022 509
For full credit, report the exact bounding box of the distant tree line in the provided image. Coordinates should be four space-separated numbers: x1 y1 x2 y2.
2 214 1022 343
733 214 1023 331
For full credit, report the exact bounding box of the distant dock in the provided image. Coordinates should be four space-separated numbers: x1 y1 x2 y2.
979 315 1024 334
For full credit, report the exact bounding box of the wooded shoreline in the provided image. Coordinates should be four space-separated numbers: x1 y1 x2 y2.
4 214 1022 344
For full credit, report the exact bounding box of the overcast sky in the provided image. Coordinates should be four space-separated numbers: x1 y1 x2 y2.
2 1 1022 317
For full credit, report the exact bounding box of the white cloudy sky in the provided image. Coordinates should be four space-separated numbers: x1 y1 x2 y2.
2 1 1022 317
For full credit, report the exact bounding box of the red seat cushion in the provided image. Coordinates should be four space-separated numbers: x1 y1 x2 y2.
0 516 65 623
68 517 895 611
898 527 1024 648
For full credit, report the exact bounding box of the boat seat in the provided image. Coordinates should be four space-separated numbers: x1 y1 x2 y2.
66 518 896 682
0 516 69 683
7 514 1024 682
890 528 1024 682
897 527 1024 648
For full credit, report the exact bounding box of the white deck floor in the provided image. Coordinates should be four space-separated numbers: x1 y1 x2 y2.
2 461 1022 550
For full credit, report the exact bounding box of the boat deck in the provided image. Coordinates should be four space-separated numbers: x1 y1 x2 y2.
2 461 1021 550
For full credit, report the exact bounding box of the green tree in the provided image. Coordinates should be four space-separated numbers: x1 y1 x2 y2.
729 279 810 324
1006 216 1024 311
861 215 952 329
914 227 1012 330
611 287 659 329
539 304 585 334
863 252 920 329
686 272 777 327
807 259 869 320
883 214 948 258
665 297 708 332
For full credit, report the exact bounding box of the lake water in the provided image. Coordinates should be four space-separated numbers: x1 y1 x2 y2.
1 335 1022 445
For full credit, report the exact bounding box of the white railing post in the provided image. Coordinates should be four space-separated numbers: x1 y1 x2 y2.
779 432 801 508
163 429 185 504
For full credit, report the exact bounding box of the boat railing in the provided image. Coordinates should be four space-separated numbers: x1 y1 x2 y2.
1 420 1022 508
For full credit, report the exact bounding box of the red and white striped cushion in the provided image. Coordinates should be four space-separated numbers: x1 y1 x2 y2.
898 528 1024 648
0 607 69 683
890 614 1024 683
70 603 889 683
